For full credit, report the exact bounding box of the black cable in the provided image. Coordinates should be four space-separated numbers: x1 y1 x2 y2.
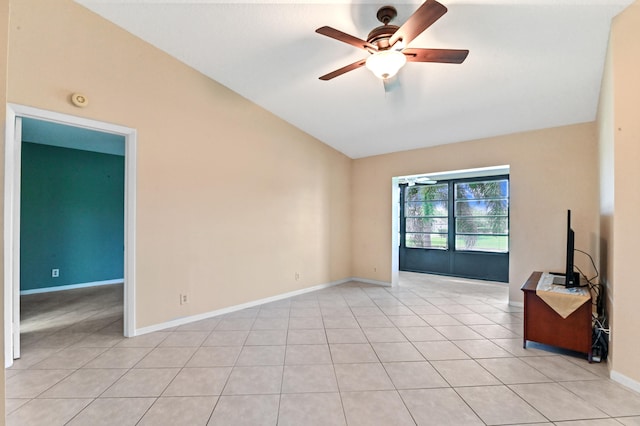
575 248 599 283
573 249 604 310
573 249 609 361
591 312 609 361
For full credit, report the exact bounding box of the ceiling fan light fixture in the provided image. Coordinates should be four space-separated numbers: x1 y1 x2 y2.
365 49 407 79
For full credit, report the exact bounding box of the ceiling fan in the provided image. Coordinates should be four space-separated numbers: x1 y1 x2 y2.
316 0 468 81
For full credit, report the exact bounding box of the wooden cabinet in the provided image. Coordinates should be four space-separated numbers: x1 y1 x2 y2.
521 271 592 361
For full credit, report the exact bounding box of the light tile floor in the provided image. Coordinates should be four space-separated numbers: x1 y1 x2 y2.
6 272 640 425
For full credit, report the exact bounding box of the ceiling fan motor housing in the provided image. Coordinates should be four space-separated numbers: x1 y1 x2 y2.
367 25 399 50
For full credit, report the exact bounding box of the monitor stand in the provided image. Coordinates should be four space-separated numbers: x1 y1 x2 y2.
550 271 581 288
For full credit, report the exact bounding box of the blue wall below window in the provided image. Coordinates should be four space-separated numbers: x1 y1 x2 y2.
20 142 125 292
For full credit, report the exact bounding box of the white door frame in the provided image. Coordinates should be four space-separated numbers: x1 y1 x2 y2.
391 177 400 287
4 104 137 367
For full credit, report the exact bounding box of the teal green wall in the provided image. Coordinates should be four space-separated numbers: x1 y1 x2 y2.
20 142 125 291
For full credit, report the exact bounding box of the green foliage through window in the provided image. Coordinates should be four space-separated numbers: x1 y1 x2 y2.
404 184 448 249
454 180 509 252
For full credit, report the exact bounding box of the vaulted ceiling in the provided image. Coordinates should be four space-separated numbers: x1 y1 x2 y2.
75 0 633 159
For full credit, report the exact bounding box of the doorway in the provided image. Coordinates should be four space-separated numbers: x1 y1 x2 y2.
392 166 510 285
4 104 137 367
399 176 509 282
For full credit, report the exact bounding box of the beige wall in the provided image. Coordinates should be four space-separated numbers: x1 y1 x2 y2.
7 0 352 328
1 0 7 418
352 123 600 304
601 1 640 386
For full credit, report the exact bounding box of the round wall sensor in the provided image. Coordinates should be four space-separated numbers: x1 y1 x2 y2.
71 93 89 108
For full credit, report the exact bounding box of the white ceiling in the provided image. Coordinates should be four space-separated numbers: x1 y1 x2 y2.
75 0 633 159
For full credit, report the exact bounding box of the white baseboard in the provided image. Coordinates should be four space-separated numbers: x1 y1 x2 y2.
20 279 124 295
135 278 354 336
610 370 640 394
350 277 392 287
509 301 524 308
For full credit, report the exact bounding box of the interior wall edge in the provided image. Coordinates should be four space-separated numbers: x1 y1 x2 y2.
610 370 640 394
19 279 123 295
134 277 353 336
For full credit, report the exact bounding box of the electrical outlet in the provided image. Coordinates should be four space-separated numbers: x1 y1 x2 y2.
51 269 59 278
295 272 300 281
180 294 188 305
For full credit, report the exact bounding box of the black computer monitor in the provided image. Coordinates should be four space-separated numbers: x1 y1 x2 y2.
564 210 580 288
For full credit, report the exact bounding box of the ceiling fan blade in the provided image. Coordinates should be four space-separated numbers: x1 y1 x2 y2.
389 0 448 47
316 26 377 52
319 58 367 81
403 48 469 64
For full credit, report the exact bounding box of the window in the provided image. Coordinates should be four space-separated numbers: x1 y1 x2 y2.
404 183 448 249
454 179 509 252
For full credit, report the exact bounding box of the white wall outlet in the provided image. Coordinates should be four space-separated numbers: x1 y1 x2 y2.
295 272 300 281
180 293 188 305
51 268 59 278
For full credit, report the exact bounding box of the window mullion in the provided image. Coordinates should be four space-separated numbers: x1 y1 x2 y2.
448 180 455 252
